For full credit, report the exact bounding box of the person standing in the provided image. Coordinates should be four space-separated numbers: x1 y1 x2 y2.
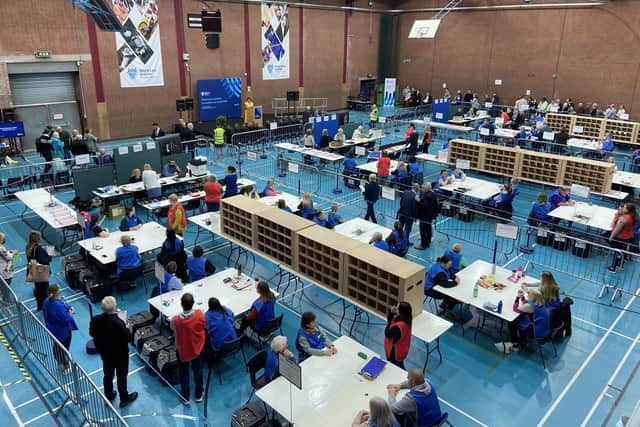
142 163 161 198
377 151 391 185
172 293 206 404
26 230 51 311
370 104 378 129
0 232 17 285
243 96 255 126
214 122 225 161
38 127 54 174
90 296 138 408
51 132 65 160
397 184 419 245
415 183 439 250
42 284 77 372
168 194 187 235
151 122 165 139
57 126 72 159
204 175 222 212
84 128 98 155
384 302 413 369
363 174 380 224
607 203 638 272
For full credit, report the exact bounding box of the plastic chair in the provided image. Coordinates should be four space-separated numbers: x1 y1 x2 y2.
433 412 453 427
247 314 284 347
245 350 268 403
209 336 246 384
533 315 557 369
117 265 147 299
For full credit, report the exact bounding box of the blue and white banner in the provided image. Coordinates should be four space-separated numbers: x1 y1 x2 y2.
384 78 396 107
197 78 243 122
112 0 164 88
261 3 290 80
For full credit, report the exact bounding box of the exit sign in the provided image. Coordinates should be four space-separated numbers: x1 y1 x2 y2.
34 50 51 59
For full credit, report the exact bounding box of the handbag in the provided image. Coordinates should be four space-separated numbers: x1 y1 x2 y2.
27 259 51 283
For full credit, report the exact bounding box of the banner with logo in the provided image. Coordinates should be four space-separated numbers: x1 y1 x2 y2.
112 0 164 88
261 3 290 80
197 78 243 122
384 78 396 107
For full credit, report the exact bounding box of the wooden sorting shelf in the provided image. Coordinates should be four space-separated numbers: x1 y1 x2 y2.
519 151 563 185
604 119 637 145
482 144 520 177
573 116 602 139
447 139 483 169
561 157 614 193
255 208 314 270
344 243 425 318
296 226 362 294
545 113 572 133
546 113 640 146
220 196 271 248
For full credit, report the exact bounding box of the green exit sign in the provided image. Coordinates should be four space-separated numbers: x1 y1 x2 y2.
34 50 51 59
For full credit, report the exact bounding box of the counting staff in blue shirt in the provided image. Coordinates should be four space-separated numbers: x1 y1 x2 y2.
157 261 183 294
327 203 343 227
223 166 238 197
277 199 292 213
119 206 143 231
237 281 276 335
531 192 552 223
343 151 357 174
312 211 332 228
295 311 336 362
84 214 109 239
265 335 295 384
407 156 420 177
298 192 315 219
205 297 236 351
600 132 614 156
186 245 216 283
479 118 496 134
368 145 382 162
370 232 390 252
450 168 466 180
115 235 141 277
161 159 181 177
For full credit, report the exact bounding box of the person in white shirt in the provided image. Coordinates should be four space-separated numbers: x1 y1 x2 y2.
352 126 364 140
142 163 161 198
616 105 627 119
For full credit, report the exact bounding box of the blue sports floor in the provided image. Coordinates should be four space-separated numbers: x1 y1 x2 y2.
0 108 639 426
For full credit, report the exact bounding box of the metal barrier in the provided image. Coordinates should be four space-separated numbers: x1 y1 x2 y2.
0 279 128 426
230 128 270 154
272 97 328 118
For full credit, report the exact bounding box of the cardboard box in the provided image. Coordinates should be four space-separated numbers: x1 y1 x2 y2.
108 204 125 219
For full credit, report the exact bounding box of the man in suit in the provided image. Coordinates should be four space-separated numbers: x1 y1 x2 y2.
415 183 439 250
89 296 138 408
397 183 419 245
151 122 165 139
363 173 380 224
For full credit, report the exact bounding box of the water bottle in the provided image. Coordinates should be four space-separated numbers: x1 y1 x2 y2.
497 300 503 314
517 267 524 279
236 262 242 277
473 282 478 298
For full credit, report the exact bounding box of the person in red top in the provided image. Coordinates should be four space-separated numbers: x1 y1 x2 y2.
421 128 432 154
607 203 638 272
384 302 413 369
168 194 187 235
172 293 206 404
377 151 391 185
204 175 222 212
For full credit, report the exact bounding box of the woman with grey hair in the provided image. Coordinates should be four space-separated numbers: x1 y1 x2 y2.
265 335 294 383
115 234 141 279
352 396 400 427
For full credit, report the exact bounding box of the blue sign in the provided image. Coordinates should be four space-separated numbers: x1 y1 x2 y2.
431 99 449 123
197 78 242 122
0 122 25 138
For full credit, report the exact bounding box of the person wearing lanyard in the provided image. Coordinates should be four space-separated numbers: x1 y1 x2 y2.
119 206 143 231
424 256 459 318
295 311 336 362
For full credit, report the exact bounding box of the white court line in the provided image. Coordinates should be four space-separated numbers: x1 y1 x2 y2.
536 292 637 427
2 386 25 427
573 316 634 342
23 365 146 425
580 330 640 426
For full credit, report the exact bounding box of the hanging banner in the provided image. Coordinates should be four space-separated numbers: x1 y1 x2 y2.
384 78 396 107
261 3 290 80
112 0 164 88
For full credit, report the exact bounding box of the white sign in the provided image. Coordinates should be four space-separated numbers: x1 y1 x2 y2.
146 141 156 150
442 83 447 89
495 223 518 240
484 102 493 108
526 89 531 96
331 114 337 121
573 126 584 134
278 353 302 390
132 144 143 153
270 122 278 130
408 19 441 38
620 113 630 120
480 127 490 136
379 116 387 124
261 2 290 80
247 151 257 161
543 131 555 141
435 113 444 120
74 154 90 165
355 146 366 156
495 79 502 86
52 113 64 120
323 116 329 122
456 159 470 169
384 78 396 107
381 186 395 201
494 117 504 126
288 162 299 173
548 105 559 113
570 183 591 199
118 146 129 155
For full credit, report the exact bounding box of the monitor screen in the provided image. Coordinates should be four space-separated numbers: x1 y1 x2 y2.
155 133 183 155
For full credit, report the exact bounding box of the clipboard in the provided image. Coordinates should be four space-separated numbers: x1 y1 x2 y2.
359 356 387 380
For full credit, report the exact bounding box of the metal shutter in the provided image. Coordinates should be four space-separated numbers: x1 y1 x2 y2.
9 73 76 106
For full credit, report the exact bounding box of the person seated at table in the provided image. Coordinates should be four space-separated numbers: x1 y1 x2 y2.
387 221 408 256
424 256 459 315
327 203 344 227
352 126 364 140
387 369 443 427
312 210 332 229
483 183 513 212
160 228 187 281
157 261 183 294
262 179 280 197
237 281 276 335
223 166 238 198
277 199 292 213
186 245 216 283
480 118 497 134
85 214 109 239
443 243 467 274
98 148 113 164
265 335 295 384
384 302 413 369
129 168 142 183
204 175 222 212
333 128 346 145
119 206 143 231
295 311 336 363
115 235 141 278
522 271 561 312
442 138 451 151
243 184 260 200
343 150 358 175
298 192 315 219
437 169 454 188
516 126 529 141
450 167 466 181
142 163 161 198
319 129 332 151
407 156 420 178
598 132 615 159
368 145 382 162
161 159 182 177
168 194 187 235
391 162 409 187
549 186 575 211
529 192 552 225
370 231 390 252
205 297 236 352
508 288 549 350
352 397 401 427
510 178 520 198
